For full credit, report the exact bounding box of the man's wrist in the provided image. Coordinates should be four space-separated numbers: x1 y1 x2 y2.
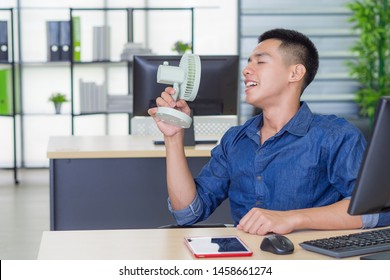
164 130 184 146
289 210 308 231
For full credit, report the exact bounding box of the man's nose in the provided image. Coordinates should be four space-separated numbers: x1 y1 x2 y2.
242 64 252 76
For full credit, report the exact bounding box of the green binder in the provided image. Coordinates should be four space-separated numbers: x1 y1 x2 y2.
0 68 12 115
72 16 81 61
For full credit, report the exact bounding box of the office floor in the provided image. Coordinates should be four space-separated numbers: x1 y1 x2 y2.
0 168 50 260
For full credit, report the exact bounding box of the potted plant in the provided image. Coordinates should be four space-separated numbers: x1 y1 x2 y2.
171 41 192 54
346 0 390 125
48 92 68 114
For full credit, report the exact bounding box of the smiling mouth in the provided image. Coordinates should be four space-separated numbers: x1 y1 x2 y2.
245 81 259 88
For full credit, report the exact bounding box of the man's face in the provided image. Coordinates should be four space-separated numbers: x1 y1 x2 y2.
242 39 292 108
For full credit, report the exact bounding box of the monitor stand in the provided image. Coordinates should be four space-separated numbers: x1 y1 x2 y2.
183 110 219 146
360 251 390 260
183 110 196 146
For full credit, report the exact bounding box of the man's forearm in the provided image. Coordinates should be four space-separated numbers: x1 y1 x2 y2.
292 200 363 231
164 131 197 210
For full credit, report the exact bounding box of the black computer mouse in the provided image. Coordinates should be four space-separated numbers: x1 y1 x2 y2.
260 234 295 255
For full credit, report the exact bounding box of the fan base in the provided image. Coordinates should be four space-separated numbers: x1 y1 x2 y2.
156 107 192 128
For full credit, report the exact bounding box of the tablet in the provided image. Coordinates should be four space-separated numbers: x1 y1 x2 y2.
184 236 253 258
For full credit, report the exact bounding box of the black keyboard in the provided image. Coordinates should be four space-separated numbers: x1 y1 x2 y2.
299 228 390 258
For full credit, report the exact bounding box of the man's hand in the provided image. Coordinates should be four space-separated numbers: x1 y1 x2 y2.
237 200 363 236
148 87 191 137
237 208 300 236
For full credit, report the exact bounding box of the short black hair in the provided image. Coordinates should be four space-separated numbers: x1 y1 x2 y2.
258 28 319 92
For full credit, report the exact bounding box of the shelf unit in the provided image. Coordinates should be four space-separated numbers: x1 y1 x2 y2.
16 6 73 168
68 7 194 135
13 5 195 167
0 8 18 184
238 0 359 121
2 1 235 168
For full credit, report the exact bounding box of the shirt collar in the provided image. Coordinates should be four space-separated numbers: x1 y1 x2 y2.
247 102 314 139
284 102 314 136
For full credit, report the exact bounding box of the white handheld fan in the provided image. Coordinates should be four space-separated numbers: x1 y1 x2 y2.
156 53 201 128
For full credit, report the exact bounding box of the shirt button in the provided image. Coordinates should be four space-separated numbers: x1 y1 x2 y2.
256 175 262 181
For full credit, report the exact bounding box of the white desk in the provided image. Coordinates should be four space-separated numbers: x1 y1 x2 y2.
38 227 370 260
47 135 216 159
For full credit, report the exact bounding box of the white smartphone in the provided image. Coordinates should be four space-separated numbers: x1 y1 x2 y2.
184 235 253 258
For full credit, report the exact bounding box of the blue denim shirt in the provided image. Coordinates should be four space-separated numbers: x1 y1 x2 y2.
169 102 389 228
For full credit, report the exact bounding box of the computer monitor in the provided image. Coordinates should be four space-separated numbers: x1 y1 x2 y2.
348 96 390 215
132 55 239 117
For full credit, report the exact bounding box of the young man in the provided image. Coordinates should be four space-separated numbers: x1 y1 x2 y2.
148 28 384 235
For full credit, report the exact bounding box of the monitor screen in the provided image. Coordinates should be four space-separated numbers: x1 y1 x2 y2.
348 96 390 215
132 55 239 116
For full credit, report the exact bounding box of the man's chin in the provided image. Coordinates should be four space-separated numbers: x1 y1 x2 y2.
245 97 259 107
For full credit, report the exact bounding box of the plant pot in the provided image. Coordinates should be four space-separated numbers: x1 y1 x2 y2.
54 103 62 114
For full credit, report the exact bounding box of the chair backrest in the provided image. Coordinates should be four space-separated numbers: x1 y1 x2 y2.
131 115 238 137
345 117 371 141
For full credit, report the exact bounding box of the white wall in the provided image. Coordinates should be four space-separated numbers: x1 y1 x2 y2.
145 0 238 55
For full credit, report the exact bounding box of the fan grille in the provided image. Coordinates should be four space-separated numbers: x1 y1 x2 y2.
180 54 201 101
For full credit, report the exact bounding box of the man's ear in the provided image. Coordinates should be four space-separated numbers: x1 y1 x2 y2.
289 64 306 82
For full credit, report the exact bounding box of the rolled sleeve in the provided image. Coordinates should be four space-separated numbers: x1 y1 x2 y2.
167 193 203 225
361 214 379 229
343 197 379 228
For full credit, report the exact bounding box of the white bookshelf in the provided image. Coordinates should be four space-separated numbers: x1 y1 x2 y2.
0 0 238 168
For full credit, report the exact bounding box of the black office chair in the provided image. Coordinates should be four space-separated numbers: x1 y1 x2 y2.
345 116 371 141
